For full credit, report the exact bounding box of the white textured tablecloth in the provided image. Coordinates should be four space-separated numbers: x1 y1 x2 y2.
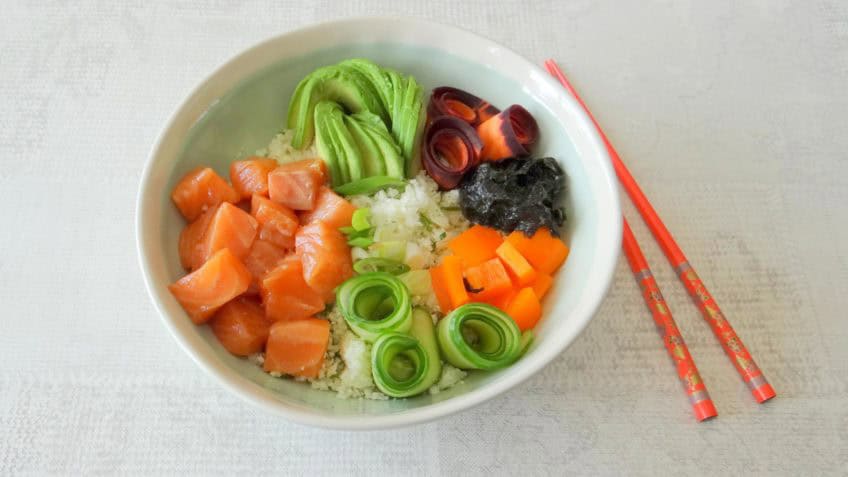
2 1 846 475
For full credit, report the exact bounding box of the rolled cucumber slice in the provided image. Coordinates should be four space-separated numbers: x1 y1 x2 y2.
371 308 442 398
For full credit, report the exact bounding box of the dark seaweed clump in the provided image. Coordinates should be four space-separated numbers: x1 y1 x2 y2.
459 157 566 236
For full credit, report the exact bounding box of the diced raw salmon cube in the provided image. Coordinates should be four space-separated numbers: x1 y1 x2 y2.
230 157 278 200
171 167 239 221
267 159 328 211
261 255 325 321
250 194 298 250
295 222 353 303
242 239 287 295
263 318 330 378
168 248 252 324
298 187 356 229
178 204 219 271
209 297 271 356
204 202 258 262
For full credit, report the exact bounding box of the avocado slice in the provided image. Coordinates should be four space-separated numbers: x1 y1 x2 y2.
397 76 424 175
313 101 344 187
287 66 386 149
344 114 385 177
379 70 423 174
314 100 370 186
353 112 404 179
339 59 394 118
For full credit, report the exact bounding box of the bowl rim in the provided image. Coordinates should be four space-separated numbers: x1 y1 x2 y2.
136 15 621 430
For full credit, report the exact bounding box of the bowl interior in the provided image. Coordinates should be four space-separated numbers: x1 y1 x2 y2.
138 19 620 428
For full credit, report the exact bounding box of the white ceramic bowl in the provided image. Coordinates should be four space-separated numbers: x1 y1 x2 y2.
136 17 621 430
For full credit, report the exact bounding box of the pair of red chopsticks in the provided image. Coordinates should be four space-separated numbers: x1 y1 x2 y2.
544 60 775 421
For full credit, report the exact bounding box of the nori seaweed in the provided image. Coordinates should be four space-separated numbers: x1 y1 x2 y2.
459 157 566 236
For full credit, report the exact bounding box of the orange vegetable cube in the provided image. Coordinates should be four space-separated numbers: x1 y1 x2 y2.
168 248 252 324
447 224 504 267
495 240 537 287
171 167 239 221
506 228 569 274
230 157 279 200
261 255 325 321
264 318 330 378
531 272 554 300
209 297 271 356
490 288 518 312
429 255 469 314
505 287 542 331
298 187 356 229
464 258 513 302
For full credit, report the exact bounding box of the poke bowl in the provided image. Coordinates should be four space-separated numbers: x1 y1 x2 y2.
136 17 621 429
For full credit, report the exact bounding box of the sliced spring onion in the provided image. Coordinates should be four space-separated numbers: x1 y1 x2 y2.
334 176 407 196
354 257 410 275
372 240 406 262
397 269 432 296
436 303 522 370
340 225 374 239
371 308 442 398
351 208 371 231
347 237 375 248
337 272 412 342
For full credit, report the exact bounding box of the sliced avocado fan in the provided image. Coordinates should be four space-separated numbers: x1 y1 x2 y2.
286 59 425 189
287 65 387 149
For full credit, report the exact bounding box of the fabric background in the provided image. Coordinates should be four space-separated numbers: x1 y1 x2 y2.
1 1 846 475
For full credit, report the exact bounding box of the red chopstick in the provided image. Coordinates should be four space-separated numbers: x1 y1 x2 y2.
544 59 776 404
622 220 717 421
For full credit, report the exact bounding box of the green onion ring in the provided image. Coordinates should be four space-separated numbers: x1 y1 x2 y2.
337 272 412 342
353 257 410 275
351 208 372 231
334 176 407 197
371 308 442 398
436 303 522 370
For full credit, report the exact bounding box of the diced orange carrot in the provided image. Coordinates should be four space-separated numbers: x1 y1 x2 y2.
230 157 278 200
251 194 298 250
490 288 518 312
168 248 252 324
261 255 325 321
178 204 218 271
505 287 542 331
295 222 353 303
203 202 258 262
464 258 513 302
209 297 271 356
506 228 570 274
263 318 330 378
298 187 356 229
447 224 504 267
495 240 537 287
267 159 328 211
429 255 469 314
242 239 288 295
531 271 553 300
171 167 239 221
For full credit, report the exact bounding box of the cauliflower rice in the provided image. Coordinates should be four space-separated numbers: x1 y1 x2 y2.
250 130 469 399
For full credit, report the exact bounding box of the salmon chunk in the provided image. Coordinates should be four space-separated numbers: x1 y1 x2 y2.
168 248 252 324
267 159 328 211
171 167 239 221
